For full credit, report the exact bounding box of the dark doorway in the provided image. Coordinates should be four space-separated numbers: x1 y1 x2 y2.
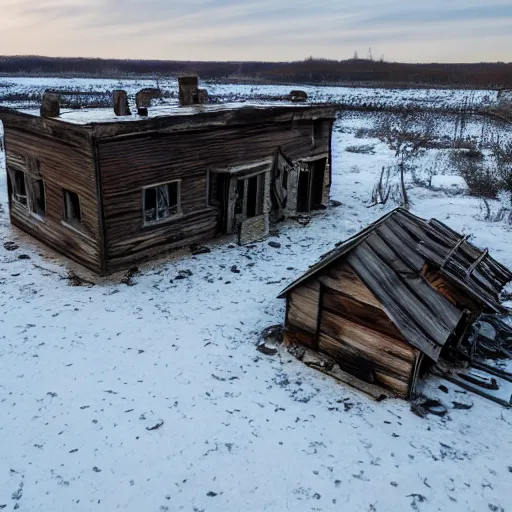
246 175 259 218
311 158 326 209
209 173 230 234
297 169 310 213
297 159 326 213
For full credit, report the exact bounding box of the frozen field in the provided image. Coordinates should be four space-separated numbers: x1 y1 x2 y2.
0 76 499 110
1 84 512 512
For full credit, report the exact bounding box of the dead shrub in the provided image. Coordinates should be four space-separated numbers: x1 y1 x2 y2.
464 148 484 160
370 167 392 205
492 139 512 197
450 150 500 199
369 166 405 207
345 144 375 155
478 198 512 224
354 127 371 139
461 166 501 199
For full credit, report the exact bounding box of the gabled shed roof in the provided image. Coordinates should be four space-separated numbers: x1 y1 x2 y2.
279 208 512 361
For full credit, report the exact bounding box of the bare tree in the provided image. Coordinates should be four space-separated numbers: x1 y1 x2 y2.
376 113 436 210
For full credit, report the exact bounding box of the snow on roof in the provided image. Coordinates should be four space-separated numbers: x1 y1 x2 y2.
17 101 327 126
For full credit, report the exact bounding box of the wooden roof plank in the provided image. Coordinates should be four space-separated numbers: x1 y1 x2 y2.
360 236 462 340
429 218 481 259
367 232 463 332
348 247 443 361
277 209 399 298
374 222 426 271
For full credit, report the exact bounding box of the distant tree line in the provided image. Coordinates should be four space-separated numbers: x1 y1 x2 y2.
1 56 512 88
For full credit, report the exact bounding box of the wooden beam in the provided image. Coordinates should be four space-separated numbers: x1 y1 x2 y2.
466 248 489 279
471 361 512 383
441 235 469 268
442 374 511 408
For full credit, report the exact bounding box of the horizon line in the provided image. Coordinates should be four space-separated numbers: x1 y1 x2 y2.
1 55 512 66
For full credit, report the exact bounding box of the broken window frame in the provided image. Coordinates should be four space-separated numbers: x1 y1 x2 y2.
9 167 47 218
12 169 28 207
142 180 182 226
28 177 46 218
235 172 265 222
63 189 82 227
272 150 293 212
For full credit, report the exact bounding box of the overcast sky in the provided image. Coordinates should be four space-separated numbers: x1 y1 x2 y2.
1 0 511 62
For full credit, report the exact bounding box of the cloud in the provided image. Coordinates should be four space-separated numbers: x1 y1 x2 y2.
0 0 511 62
360 2 512 26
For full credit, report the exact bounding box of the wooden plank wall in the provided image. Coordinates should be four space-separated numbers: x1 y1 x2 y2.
1 113 102 272
98 118 331 271
286 279 321 348
319 263 417 397
286 261 418 398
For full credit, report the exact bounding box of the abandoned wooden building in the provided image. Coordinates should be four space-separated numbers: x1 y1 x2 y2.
278 208 512 399
0 87 335 274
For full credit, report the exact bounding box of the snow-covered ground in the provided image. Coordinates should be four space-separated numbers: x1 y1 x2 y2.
1 89 512 512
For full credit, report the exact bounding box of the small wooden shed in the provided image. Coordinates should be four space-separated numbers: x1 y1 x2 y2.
278 208 512 398
0 101 335 274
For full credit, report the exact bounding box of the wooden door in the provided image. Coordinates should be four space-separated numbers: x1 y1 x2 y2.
226 172 269 244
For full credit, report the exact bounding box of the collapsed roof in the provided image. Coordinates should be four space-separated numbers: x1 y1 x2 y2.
279 208 512 361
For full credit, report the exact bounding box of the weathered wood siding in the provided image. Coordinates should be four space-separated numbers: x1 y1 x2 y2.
286 279 321 347
319 303 416 398
318 264 383 309
1 112 102 272
98 118 331 271
285 260 418 398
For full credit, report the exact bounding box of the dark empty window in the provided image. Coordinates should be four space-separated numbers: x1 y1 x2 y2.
10 169 46 217
144 181 180 224
64 189 81 223
29 178 46 217
313 120 329 147
236 174 265 220
13 170 27 206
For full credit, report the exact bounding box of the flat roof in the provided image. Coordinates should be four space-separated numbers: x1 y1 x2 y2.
0 102 337 140
17 101 331 126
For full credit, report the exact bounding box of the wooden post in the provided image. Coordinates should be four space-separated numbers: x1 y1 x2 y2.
179 76 199 106
113 90 131 116
40 92 60 118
